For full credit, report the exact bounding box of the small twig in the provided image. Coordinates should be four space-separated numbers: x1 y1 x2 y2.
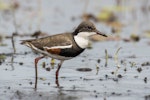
12 8 17 33
11 33 16 53
11 0 18 70
50 58 55 69
96 64 99 75
114 47 122 68
6 33 45 38
11 55 15 70
11 1 18 54
114 47 122 75
105 49 108 67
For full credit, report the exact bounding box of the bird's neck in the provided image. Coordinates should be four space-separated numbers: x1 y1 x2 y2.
74 33 89 49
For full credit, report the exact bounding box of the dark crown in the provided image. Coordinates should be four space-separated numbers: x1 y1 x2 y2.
73 21 97 35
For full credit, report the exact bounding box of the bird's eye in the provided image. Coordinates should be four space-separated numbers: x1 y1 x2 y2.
87 26 92 30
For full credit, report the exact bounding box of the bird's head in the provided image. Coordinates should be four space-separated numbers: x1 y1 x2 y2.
73 21 107 38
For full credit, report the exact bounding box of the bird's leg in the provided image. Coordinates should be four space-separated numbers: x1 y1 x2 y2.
34 56 45 90
56 60 64 79
55 60 64 87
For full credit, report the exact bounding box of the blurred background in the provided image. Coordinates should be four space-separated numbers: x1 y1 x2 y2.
0 0 150 100
0 0 150 37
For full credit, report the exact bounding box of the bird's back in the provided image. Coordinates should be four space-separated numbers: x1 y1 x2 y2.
21 33 85 58
21 33 72 50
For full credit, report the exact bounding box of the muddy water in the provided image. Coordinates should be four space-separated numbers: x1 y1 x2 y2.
0 0 150 100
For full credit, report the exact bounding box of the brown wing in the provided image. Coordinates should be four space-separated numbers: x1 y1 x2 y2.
44 48 61 55
21 33 72 50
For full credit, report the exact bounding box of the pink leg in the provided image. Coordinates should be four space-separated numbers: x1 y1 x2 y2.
34 56 45 90
55 60 64 87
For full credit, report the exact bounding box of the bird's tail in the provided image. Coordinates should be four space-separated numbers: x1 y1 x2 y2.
20 40 27 45
20 39 33 45
20 40 33 48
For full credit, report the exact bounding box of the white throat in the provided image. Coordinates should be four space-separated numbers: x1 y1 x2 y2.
74 32 96 49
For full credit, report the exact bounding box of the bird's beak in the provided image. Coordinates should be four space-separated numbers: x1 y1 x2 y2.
96 30 107 37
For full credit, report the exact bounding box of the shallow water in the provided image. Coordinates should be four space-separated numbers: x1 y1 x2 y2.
0 37 150 100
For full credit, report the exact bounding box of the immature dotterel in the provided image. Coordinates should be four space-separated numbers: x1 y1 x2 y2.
21 21 107 89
